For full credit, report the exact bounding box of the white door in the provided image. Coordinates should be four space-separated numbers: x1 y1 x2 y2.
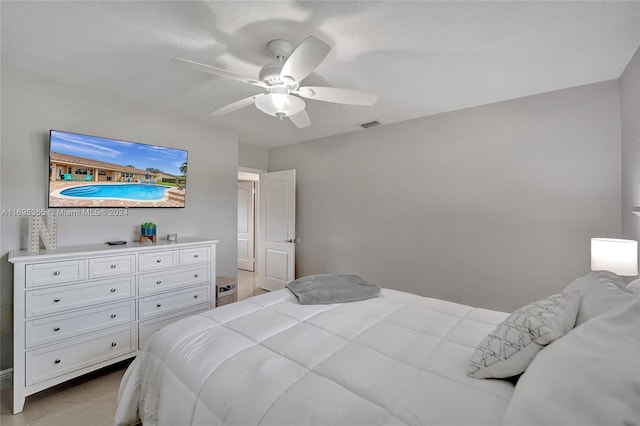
258 169 296 291
237 181 255 271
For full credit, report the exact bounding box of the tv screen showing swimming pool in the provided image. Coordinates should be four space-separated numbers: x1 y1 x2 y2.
48 130 188 208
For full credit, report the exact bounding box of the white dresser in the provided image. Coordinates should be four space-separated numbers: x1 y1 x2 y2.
8 237 218 414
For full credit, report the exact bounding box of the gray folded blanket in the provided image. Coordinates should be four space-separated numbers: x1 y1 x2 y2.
286 273 381 305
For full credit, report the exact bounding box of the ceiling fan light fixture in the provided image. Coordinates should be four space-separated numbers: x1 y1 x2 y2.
255 93 305 118
177 35 378 125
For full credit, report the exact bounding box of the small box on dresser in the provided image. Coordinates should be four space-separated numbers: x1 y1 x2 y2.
9 237 218 414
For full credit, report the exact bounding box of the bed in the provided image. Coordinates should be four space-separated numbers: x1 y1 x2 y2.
115 272 640 426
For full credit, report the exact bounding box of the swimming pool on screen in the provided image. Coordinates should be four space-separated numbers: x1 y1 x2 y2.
60 184 169 201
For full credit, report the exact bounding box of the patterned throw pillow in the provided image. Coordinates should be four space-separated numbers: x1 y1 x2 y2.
467 289 581 379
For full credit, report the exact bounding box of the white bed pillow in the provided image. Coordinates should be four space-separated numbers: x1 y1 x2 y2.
502 296 640 426
563 271 634 325
467 290 580 379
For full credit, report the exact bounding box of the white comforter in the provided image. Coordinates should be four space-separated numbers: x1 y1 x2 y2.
116 288 514 425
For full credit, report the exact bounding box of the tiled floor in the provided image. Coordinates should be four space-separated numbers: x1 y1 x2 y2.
0 360 130 426
0 272 267 425
237 269 268 300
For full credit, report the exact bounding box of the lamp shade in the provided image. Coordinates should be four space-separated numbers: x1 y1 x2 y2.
254 94 305 118
590 238 638 276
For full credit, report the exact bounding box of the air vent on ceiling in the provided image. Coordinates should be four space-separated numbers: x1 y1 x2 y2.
359 120 382 129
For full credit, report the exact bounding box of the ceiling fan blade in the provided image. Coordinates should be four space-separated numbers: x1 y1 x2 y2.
210 94 264 116
172 58 267 88
280 36 331 83
295 86 378 106
288 110 311 128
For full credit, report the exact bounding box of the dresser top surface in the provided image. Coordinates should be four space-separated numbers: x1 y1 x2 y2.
9 237 218 263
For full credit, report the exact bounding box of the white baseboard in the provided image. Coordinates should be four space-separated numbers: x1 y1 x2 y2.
0 369 13 389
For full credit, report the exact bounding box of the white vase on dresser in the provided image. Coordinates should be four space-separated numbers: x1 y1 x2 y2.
8 237 218 414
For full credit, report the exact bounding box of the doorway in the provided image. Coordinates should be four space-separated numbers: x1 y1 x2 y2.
238 169 261 297
238 167 297 294
238 179 256 272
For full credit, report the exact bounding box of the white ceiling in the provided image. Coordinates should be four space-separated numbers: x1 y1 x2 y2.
2 1 639 149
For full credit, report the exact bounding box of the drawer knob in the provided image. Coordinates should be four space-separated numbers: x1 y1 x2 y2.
156 280 162 285
110 313 117 319
54 359 61 364
53 298 61 303
194 273 199 278
110 264 117 269
111 342 117 347
53 271 61 276
194 254 199 258
194 294 199 299
156 303 162 308
53 326 61 332
110 288 117 293
156 259 162 263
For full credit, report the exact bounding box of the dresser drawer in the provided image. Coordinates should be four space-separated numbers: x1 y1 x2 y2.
89 255 136 279
25 300 135 348
25 276 136 318
138 303 209 349
139 251 177 272
139 285 210 320
139 265 210 296
25 325 135 386
179 246 211 266
25 260 87 288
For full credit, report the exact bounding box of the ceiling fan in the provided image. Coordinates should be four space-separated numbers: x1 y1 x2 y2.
173 36 378 128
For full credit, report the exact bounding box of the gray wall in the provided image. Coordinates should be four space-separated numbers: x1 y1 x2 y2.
0 72 239 371
0 71 3 377
239 144 268 170
269 81 622 313
622 47 640 244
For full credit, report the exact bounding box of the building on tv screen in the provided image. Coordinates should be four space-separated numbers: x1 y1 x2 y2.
48 130 188 208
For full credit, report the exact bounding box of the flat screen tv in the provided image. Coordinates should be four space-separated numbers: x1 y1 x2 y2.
48 130 188 208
